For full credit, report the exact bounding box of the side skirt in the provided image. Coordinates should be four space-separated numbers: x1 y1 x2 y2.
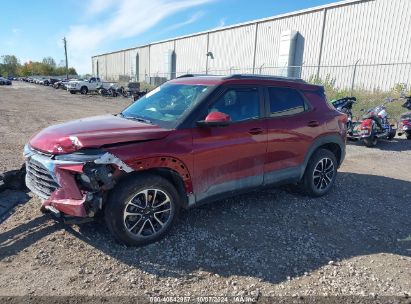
192 166 302 207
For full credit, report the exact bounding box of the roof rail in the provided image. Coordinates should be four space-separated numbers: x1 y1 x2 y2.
177 74 221 79
177 74 196 78
224 74 306 83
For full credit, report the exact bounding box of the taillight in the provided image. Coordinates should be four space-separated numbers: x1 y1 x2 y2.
337 114 348 132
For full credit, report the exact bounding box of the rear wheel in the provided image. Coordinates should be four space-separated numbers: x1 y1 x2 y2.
364 136 377 147
300 149 337 197
104 174 180 246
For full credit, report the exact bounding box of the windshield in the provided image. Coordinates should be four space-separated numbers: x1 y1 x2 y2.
121 83 212 127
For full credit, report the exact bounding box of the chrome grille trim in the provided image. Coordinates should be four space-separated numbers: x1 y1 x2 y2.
23 144 83 200
26 158 59 200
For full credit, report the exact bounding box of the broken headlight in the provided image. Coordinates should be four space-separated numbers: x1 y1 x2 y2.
54 149 105 162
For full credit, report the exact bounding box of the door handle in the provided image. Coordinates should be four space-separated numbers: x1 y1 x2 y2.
307 120 320 127
248 127 264 135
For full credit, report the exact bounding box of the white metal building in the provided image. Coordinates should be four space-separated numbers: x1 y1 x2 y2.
91 0 411 90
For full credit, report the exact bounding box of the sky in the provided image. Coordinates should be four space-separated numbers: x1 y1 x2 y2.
0 0 337 74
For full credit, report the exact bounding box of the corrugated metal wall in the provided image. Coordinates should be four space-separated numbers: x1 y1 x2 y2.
175 34 208 75
136 46 150 80
208 24 256 74
149 41 175 76
92 0 411 90
255 10 324 70
318 0 411 89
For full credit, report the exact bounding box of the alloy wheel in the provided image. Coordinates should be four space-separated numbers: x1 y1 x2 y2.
312 157 335 191
123 189 173 239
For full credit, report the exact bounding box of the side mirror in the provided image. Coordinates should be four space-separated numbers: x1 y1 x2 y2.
197 111 231 127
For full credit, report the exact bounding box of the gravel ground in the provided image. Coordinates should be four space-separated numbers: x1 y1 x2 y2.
0 82 410 301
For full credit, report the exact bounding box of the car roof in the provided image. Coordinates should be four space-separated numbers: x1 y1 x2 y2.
169 74 322 91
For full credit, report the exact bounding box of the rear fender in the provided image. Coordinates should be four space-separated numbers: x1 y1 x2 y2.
301 134 345 177
359 119 375 138
360 118 373 129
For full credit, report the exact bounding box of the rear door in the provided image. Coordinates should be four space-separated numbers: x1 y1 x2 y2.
191 86 267 202
264 86 318 184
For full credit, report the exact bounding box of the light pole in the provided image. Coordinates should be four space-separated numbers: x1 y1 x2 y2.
63 37 69 80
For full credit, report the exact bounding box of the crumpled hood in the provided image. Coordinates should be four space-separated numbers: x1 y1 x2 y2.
29 114 171 154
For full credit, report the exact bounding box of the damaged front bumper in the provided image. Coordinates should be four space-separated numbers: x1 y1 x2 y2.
24 144 132 218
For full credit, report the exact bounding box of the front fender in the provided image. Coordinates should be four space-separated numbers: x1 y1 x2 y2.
126 156 193 194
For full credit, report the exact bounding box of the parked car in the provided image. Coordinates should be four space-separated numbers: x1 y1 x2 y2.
53 79 70 89
24 74 347 246
66 77 102 94
0 77 12 85
48 78 60 86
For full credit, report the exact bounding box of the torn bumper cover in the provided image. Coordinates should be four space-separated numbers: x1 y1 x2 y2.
24 144 132 217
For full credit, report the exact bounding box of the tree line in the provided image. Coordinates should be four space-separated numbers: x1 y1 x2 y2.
0 55 77 77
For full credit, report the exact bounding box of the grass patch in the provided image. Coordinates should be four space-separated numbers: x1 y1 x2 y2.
308 75 411 120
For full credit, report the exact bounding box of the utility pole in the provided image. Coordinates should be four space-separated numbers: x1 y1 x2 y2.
63 37 69 80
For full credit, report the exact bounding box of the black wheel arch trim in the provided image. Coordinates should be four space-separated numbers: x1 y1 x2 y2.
300 133 345 179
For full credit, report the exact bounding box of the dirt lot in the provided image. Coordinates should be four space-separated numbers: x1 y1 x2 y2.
0 82 410 300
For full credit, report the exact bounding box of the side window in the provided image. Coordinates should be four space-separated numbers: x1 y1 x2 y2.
268 87 307 117
208 87 260 122
89 78 96 83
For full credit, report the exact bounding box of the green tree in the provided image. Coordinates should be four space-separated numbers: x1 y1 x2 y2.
1 55 19 76
42 57 56 68
68 67 77 76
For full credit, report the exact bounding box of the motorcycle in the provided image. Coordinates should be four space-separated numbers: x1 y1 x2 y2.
331 97 356 135
356 98 397 147
108 85 119 97
397 95 411 140
96 84 110 96
132 90 148 101
116 86 129 98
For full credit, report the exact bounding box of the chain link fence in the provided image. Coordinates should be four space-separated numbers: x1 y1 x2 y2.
101 62 411 93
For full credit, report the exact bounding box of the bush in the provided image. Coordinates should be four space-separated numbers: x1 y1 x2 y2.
308 75 409 120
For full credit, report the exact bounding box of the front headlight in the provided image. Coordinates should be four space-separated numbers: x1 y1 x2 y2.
54 149 105 162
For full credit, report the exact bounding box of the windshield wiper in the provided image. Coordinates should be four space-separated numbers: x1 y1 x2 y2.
118 113 152 124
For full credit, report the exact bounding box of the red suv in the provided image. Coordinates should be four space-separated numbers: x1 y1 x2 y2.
24 75 347 246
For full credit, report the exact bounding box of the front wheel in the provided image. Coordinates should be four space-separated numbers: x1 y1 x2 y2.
80 86 88 95
300 149 338 197
104 174 180 246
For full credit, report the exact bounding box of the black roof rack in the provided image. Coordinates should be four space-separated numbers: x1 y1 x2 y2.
223 74 306 83
177 74 219 78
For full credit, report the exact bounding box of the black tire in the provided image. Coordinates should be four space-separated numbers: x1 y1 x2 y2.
407 133 411 140
69 90 76 94
363 136 377 147
80 86 88 95
299 149 338 197
104 173 180 246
